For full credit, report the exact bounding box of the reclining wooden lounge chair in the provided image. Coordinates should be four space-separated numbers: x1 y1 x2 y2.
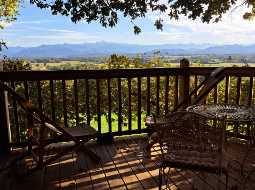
146 67 226 156
0 81 100 176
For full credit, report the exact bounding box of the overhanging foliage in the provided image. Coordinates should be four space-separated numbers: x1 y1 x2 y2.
30 0 254 34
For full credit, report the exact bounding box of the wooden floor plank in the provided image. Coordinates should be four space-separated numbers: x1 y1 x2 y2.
103 142 129 190
1 135 250 190
130 137 184 190
146 139 201 190
113 138 146 189
152 146 193 189
123 137 159 189
43 155 61 190
75 149 95 190
59 153 77 190
93 143 127 190
93 143 113 189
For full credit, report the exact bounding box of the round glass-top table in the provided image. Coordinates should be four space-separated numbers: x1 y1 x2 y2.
187 105 255 187
187 104 255 122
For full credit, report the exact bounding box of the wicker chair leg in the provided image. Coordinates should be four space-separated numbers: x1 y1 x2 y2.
217 172 222 190
226 173 228 190
166 167 172 189
146 143 152 158
159 167 163 190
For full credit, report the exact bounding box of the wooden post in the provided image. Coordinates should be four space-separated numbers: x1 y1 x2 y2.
179 58 190 109
0 82 10 154
0 60 10 154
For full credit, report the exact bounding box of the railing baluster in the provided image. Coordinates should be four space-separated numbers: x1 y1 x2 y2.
49 80 56 122
0 82 9 153
164 76 169 115
247 77 253 138
37 81 43 112
225 76 229 104
96 79 101 133
174 75 179 109
62 80 68 127
23 81 29 101
74 79 79 127
85 79 90 125
233 77 242 135
128 78 132 132
156 76 160 116
24 81 33 128
37 81 44 158
248 77 253 106
146 77 150 115
11 82 20 143
118 78 122 132
137 77 141 131
236 77 241 105
107 78 112 133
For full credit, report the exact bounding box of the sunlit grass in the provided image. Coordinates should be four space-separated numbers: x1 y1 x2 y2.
89 113 147 133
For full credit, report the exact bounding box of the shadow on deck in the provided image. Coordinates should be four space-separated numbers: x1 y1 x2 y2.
0 135 254 190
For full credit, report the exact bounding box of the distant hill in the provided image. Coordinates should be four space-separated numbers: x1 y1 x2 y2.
3 42 255 58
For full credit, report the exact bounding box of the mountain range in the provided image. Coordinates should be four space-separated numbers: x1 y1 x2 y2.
3 42 255 58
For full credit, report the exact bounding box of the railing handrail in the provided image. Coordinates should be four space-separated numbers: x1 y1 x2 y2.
0 67 255 81
0 68 185 81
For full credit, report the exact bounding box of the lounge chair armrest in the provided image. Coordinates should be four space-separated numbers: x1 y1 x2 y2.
44 122 63 135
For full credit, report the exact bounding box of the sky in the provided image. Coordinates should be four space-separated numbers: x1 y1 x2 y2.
1 1 255 47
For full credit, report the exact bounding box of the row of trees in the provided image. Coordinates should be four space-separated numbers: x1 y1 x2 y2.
4 56 168 141
3 55 254 143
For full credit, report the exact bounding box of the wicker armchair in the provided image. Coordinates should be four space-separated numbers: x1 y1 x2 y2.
158 111 229 190
146 67 226 156
227 125 255 189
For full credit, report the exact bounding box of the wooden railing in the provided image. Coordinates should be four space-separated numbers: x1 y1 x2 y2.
1 66 255 151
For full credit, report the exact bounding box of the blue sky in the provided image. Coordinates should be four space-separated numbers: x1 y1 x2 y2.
1 1 255 47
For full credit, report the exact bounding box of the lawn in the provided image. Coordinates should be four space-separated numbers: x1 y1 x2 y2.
89 113 147 133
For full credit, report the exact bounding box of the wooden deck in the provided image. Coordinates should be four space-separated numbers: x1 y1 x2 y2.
0 135 254 190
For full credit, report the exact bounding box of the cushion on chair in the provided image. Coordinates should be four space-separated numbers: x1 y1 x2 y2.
164 150 228 173
62 125 97 138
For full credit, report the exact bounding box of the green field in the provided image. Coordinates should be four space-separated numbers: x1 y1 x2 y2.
31 60 254 71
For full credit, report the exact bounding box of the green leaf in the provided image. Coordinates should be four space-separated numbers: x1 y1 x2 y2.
134 25 141 34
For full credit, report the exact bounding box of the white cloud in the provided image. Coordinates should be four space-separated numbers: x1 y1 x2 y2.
148 2 255 44
3 0 255 46
0 21 12 28
4 29 100 46
17 19 55 24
